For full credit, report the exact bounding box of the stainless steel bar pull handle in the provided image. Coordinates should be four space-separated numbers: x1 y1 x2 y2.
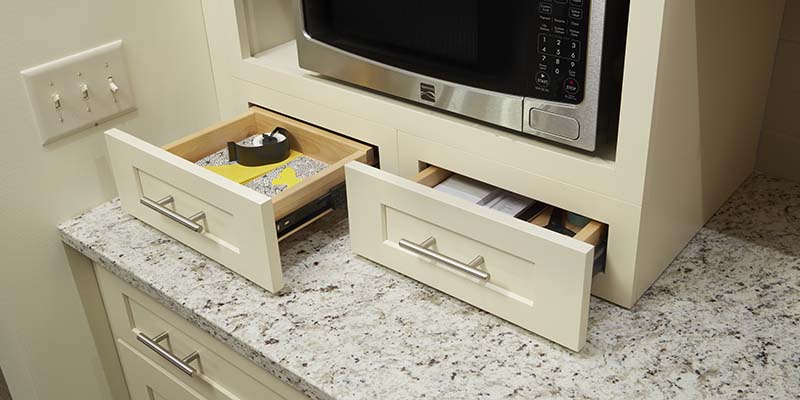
140 195 205 233
399 237 490 281
136 331 199 376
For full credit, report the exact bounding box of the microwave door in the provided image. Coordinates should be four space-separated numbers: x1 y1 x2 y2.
299 0 531 99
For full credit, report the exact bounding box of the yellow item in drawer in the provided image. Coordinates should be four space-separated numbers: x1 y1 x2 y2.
204 150 302 184
272 166 301 187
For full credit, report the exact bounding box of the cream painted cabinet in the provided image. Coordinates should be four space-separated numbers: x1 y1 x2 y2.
117 341 215 400
94 266 309 400
105 106 374 294
346 162 607 351
96 0 785 355
193 0 786 351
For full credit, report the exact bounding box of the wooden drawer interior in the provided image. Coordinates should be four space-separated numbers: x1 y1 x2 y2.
162 106 375 226
413 165 608 273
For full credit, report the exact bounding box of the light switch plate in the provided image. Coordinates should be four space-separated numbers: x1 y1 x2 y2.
20 40 136 145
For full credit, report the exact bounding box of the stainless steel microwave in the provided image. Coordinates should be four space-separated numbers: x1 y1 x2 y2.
295 0 630 152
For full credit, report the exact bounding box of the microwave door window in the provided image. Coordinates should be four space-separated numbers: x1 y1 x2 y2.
302 0 531 96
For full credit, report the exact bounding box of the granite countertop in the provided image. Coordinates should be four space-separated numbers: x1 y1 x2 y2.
59 174 800 399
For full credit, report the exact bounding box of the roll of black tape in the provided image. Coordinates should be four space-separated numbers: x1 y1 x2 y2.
227 127 291 166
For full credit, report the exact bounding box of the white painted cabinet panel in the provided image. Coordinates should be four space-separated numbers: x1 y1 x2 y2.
95 266 309 400
345 162 607 351
117 340 212 400
105 107 373 293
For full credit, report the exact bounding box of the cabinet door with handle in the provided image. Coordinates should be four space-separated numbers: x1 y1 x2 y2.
96 266 307 400
117 340 218 400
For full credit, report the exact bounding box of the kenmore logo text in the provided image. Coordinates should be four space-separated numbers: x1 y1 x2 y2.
420 83 436 102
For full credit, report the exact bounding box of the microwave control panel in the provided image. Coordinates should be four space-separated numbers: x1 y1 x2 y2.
531 0 590 104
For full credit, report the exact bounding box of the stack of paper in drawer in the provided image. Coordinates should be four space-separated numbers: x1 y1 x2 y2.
433 174 539 218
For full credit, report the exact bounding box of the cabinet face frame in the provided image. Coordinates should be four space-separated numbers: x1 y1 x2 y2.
201 0 670 205
197 0 657 309
203 0 784 307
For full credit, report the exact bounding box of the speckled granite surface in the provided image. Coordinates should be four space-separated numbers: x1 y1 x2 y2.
58 174 800 399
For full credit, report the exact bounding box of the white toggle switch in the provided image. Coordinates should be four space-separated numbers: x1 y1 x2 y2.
51 93 62 110
79 83 89 100
51 93 63 122
79 83 91 112
108 77 119 94
20 40 135 145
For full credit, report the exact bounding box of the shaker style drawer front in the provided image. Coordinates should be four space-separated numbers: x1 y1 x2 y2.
107 124 278 290
123 298 286 399
116 340 212 400
137 171 243 252
345 162 603 351
105 107 373 292
95 267 308 400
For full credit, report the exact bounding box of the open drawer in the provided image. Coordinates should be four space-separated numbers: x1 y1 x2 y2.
345 162 607 351
105 107 374 293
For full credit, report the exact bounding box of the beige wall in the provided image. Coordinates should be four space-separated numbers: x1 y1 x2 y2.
0 1 220 399
758 0 800 181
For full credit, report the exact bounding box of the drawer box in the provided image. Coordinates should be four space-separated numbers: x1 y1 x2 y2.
105 107 374 292
95 266 308 400
345 162 607 351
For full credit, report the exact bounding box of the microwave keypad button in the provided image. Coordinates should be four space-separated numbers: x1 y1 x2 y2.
539 55 549 71
528 109 580 140
535 72 551 88
568 60 578 77
539 34 570 57
532 0 588 104
568 40 581 61
553 58 563 76
564 78 580 95
538 34 559 56
538 35 547 54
